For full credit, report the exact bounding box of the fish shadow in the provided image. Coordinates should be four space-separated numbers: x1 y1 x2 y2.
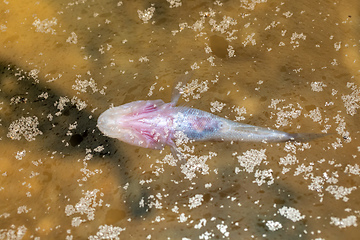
0 62 150 218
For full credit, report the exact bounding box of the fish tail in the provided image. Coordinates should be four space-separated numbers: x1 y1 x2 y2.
287 133 330 142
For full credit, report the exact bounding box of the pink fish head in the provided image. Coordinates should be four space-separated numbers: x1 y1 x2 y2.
97 100 173 149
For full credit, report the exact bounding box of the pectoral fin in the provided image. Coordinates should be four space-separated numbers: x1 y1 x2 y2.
171 71 193 105
170 145 187 164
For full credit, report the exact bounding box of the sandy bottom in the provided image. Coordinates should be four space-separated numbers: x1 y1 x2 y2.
0 0 359 239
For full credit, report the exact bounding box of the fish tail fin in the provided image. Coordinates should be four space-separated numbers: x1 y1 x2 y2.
288 133 331 142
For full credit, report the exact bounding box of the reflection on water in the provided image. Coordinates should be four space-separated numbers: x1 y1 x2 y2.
0 0 359 239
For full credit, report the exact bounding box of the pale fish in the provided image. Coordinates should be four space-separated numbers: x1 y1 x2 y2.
97 73 325 155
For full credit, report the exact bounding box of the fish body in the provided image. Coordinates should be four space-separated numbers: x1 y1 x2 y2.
97 100 297 150
97 73 324 151
173 107 293 142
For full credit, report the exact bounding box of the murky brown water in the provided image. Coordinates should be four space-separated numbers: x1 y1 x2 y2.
1 0 359 239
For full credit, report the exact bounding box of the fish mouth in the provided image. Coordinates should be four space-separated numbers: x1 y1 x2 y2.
97 110 121 136
97 109 136 141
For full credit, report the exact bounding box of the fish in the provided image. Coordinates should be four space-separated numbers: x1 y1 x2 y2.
97 73 325 155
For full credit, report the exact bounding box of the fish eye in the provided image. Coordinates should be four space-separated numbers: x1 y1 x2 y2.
218 122 224 128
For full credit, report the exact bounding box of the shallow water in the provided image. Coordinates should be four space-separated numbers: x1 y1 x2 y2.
0 0 359 239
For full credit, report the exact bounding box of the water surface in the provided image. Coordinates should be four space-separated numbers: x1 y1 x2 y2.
0 0 359 239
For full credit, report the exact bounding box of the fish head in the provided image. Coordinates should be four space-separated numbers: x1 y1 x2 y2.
97 100 168 149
